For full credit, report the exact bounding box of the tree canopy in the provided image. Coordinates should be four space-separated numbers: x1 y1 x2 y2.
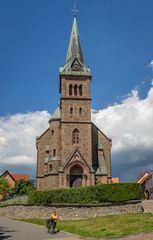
15 179 35 194
0 177 10 195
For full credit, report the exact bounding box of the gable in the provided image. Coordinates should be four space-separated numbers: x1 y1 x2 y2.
63 148 90 171
1 170 15 181
92 122 112 142
71 58 82 72
36 127 50 141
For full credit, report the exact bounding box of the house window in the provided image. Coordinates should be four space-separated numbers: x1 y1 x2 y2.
74 85 78 96
70 107 73 114
79 108 82 114
53 149 56 157
69 84 72 95
79 85 82 96
51 130 54 136
49 164 52 172
72 129 79 144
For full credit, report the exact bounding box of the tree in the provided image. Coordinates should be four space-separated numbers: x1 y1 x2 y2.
15 179 35 194
0 177 10 196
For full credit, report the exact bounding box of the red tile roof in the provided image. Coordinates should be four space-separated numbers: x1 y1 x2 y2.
10 173 30 181
112 177 120 183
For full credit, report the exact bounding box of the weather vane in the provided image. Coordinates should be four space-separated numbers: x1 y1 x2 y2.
71 0 79 16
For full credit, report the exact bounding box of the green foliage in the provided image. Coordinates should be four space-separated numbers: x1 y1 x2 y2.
28 183 143 205
0 177 10 196
15 180 35 194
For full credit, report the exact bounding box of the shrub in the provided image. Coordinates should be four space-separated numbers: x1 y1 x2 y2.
15 180 35 194
28 183 143 205
0 177 10 198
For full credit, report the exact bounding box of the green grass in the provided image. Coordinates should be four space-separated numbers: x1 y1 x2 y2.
20 213 153 239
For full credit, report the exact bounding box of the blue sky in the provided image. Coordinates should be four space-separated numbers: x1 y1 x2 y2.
0 0 153 182
1 0 153 115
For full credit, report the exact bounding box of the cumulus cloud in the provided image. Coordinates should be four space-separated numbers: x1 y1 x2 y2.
149 60 153 70
0 81 153 182
92 81 153 182
0 111 50 177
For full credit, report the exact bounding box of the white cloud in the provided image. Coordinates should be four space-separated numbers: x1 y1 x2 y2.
149 60 153 70
0 81 153 182
0 111 50 177
92 82 153 181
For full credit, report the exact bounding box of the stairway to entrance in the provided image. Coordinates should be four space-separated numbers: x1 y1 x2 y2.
142 200 153 213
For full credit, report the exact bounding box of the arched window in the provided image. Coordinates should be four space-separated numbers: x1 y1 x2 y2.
79 108 82 115
79 85 82 96
74 85 78 96
69 84 72 95
70 107 73 114
72 129 79 144
51 130 54 136
53 149 56 157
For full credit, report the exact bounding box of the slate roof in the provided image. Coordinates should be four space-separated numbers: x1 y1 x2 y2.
66 16 84 64
60 16 91 76
51 107 61 120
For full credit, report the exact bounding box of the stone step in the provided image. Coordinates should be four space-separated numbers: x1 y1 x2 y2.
142 200 153 213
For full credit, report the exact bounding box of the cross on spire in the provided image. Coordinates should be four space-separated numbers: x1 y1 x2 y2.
71 0 79 16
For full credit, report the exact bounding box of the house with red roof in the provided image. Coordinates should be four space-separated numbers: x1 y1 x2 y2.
112 177 120 183
1 170 30 188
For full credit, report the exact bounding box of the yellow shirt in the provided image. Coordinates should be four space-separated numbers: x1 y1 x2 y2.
50 213 58 222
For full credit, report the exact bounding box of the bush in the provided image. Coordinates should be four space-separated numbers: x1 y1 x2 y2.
28 183 143 205
15 180 35 194
0 177 10 197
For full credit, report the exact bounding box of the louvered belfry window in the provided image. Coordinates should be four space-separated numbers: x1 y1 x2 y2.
69 84 72 95
79 85 82 96
74 85 78 96
72 128 79 144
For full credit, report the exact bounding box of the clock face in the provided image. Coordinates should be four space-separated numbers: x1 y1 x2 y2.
72 63 81 71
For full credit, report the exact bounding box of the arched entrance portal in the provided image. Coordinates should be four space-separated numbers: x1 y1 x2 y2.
70 165 83 187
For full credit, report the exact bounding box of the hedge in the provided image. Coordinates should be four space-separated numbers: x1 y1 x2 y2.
28 183 143 205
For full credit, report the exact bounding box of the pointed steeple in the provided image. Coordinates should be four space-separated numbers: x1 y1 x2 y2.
66 16 84 64
59 15 91 76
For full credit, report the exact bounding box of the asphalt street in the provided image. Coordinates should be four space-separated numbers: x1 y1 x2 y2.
0 217 69 240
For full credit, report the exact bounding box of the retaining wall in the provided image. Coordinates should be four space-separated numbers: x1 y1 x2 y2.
0 201 142 220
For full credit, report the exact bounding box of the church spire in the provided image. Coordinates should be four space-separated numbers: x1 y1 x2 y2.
66 15 84 64
59 3 91 76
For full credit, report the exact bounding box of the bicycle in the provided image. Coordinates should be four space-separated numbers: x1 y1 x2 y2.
46 219 56 234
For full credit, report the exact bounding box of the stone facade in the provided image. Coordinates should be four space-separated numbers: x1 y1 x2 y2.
36 16 112 190
0 202 142 220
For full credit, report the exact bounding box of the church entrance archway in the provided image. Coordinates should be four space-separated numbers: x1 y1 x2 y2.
70 165 83 187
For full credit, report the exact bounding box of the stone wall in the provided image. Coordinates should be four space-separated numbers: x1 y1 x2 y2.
0 202 142 220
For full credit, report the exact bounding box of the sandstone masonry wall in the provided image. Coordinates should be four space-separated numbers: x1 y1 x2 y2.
0 202 142 220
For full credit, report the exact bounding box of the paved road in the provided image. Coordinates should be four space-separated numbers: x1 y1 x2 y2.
0 217 78 240
1 217 153 240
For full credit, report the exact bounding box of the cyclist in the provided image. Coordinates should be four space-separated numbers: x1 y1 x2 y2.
48 210 58 234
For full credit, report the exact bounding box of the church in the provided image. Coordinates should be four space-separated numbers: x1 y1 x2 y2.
36 13 112 190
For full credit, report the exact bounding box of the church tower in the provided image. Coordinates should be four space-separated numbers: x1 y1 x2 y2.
36 11 112 190
59 15 94 187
